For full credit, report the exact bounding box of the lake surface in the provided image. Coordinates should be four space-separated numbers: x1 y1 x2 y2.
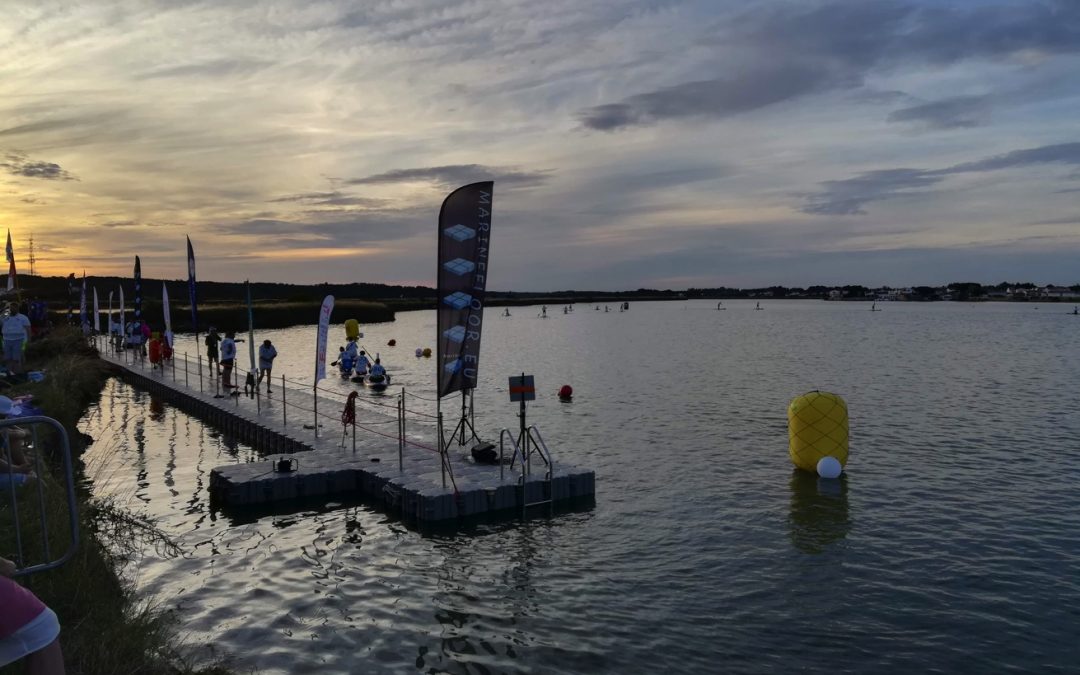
80 300 1080 673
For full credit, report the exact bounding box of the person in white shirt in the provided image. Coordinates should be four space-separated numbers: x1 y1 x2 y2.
257 340 277 393
220 332 237 389
2 304 31 374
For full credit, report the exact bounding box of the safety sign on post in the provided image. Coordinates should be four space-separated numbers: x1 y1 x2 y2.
508 375 535 402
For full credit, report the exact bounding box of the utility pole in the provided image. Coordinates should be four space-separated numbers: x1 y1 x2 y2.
27 234 36 276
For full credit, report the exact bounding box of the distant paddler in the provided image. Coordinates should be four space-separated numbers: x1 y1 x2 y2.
503 308 511 317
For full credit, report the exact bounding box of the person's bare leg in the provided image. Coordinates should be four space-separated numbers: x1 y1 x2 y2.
25 638 65 675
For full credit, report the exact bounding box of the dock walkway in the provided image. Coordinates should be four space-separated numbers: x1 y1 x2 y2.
96 339 595 524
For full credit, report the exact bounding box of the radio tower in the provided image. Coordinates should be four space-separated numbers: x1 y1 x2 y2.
27 234 36 276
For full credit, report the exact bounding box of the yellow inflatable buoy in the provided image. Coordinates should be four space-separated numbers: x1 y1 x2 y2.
344 319 360 341
787 391 848 473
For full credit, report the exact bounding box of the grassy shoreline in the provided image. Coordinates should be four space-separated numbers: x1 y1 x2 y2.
0 329 228 675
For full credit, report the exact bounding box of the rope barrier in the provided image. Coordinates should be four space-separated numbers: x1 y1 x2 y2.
403 390 440 402
402 407 439 419
353 422 441 453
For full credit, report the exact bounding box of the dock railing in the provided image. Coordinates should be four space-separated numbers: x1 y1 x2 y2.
95 335 448 475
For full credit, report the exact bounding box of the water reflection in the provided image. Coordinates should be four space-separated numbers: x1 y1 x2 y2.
787 469 850 554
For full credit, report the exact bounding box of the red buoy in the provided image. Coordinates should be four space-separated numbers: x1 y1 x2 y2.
558 385 573 400
387 339 396 346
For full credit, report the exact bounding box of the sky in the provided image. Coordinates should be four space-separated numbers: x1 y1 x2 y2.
1 0 1078 291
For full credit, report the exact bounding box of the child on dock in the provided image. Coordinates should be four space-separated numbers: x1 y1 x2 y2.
147 333 163 371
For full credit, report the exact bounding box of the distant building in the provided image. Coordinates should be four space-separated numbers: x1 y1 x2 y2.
1041 286 1072 298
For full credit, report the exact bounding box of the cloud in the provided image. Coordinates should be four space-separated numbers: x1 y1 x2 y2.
946 142 1080 174
887 95 992 130
269 191 389 208
1028 216 1079 226
803 142 1080 214
136 58 273 80
579 0 1080 130
0 152 77 180
346 164 551 189
802 168 943 215
578 65 832 130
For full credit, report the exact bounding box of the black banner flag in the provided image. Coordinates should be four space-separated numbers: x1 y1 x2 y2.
187 236 198 335
134 255 142 322
436 181 493 399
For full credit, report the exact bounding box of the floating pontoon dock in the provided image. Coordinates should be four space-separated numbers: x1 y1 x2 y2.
96 339 595 524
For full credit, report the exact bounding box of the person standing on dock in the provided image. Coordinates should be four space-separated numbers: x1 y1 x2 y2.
257 339 277 394
220 331 237 389
205 327 221 376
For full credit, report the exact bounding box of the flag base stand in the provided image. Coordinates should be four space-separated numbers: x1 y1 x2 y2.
442 389 482 450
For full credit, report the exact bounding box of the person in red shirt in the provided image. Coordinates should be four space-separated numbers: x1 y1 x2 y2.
0 557 65 673
147 333 163 370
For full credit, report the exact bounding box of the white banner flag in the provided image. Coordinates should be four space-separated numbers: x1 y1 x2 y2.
314 295 334 384
162 284 173 347
93 288 100 332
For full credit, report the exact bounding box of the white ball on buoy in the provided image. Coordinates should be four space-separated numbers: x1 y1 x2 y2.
816 456 842 479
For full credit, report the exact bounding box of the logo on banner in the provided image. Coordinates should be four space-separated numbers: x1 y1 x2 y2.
443 325 466 343
444 359 462 374
444 224 476 241
443 291 472 309
443 258 475 276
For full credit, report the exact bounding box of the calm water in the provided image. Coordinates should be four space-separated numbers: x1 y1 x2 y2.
80 300 1080 673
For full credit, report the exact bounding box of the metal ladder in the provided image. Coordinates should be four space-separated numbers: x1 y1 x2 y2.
500 425 555 519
